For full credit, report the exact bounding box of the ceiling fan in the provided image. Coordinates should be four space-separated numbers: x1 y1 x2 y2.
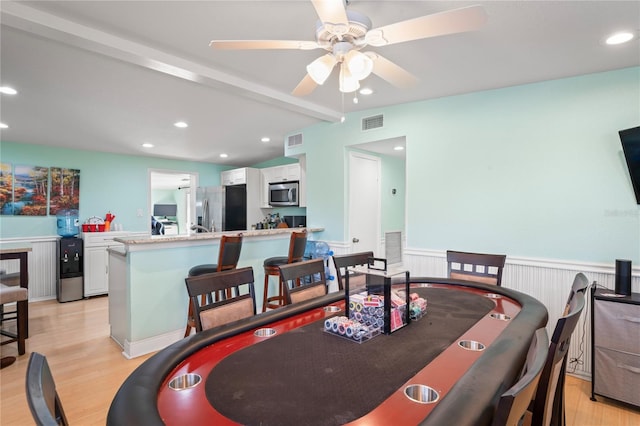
210 0 487 96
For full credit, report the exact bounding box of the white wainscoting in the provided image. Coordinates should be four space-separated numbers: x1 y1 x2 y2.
1 237 58 301
326 241 639 380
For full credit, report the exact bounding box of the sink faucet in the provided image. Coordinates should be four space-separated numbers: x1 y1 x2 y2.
190 224 211 233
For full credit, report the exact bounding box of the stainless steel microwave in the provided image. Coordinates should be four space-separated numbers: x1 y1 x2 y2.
269 181 299 206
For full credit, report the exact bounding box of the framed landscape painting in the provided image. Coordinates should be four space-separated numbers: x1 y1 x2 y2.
0 163 13 215
13 164 49 216
49 168 80 214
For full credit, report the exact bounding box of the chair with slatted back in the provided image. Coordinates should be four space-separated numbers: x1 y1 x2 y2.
332 251 374 291
492 327 549 426
184 234 243 337
26 352 69 426
531 290 585 426
446 250 507 286
262 230 307 312
279 258 327 305
185 267 256 333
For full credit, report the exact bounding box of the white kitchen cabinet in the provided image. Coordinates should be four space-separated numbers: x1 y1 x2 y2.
221 168 247 186
260 168 274 208
270 164 300 183
82 231 146 297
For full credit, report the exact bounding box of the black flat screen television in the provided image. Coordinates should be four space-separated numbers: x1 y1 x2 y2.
619 126 640 204
153 203 177 217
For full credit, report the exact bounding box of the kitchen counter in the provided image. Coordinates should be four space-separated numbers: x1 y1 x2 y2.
114 227 322 248
107 226 326 358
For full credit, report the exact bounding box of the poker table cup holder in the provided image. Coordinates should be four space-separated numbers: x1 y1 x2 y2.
254 327 277 337
458 339 486 351
489 313 512 321
404 384 440 404
168 373 202 391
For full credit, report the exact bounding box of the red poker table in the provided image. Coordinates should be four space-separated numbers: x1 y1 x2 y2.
108 278 547 426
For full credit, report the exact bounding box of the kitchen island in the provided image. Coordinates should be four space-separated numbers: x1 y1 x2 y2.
108 227 323 358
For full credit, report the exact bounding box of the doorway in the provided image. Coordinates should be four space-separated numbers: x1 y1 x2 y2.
149 170 198 235
347 137 406 257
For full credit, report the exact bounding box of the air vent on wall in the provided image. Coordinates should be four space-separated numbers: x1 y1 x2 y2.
287 133 303 147
362 114 384 131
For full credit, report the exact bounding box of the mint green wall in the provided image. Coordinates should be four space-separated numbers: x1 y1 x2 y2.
380 154 406 235
0 143 227 238
288 67 640 263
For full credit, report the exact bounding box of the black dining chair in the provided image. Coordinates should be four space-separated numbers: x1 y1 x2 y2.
531 290 586 426
446 250 507 286
332 251 374 291
563 272 589 316
492 327 549 426
278 258 327 305
26 352 69 426
185 267 256 333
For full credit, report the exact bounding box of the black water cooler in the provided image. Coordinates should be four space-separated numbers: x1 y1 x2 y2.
57 237 84 302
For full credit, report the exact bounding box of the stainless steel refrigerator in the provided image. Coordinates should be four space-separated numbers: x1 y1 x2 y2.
196 185 247 232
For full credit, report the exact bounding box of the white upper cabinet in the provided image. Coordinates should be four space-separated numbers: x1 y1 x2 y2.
221 168 247 186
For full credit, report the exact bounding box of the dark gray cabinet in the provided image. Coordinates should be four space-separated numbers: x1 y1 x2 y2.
591 288 640 408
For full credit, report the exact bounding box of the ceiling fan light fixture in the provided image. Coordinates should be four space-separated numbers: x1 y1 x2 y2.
307 54 337 85
345 50 374 80
339 64 360 93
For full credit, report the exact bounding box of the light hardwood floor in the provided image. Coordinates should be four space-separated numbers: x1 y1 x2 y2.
1 297 639 425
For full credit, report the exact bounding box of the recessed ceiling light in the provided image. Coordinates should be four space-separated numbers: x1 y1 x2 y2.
606 31 634 45
142 143 154 148
261 137 270 143
0 87 17 95
174 121 188 128
220 153 228 158
359 88 373 95
394 146 404 151
0 123 8 129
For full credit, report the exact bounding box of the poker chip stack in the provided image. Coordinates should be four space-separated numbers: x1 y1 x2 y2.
323 315 374 342
409 292 428 320
348 292 385 330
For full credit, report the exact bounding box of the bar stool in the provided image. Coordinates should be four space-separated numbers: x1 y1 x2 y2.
0 282 28 368
262 230 307 312
184 234 243 337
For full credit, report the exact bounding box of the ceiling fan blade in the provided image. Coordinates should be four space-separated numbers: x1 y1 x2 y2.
368 53 418 89
292 74 318 96
365 5 488 47
210 40 319 50
311 0 348 26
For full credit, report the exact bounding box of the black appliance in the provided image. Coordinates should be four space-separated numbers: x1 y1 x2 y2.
196 185 247 232
283 215 306 228
57 237 84 302
224 184 247 231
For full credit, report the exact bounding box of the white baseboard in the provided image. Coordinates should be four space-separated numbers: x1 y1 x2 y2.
121 328 184 359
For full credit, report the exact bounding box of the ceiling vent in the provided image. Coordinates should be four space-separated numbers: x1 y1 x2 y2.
362 114 384 131
287 133 303 147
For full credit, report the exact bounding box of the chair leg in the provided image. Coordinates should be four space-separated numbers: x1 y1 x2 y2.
262 273 270 313
184 299 194 337
16 300 26 355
